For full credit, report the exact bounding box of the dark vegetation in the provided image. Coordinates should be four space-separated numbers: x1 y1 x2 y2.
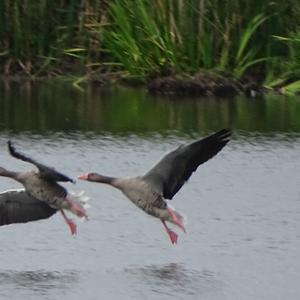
1 0 300 95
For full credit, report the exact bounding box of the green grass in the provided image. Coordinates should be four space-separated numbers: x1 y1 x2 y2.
0 0 106 76
103 0 300 83
1 0 300 92
263 29 300 94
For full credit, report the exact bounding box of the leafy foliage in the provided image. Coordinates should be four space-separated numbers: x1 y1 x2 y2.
103 0 300 81
1 0 300 88
0 0 107 76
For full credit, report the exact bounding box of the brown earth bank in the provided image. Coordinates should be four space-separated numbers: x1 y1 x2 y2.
147 72 264 98
0 69 264 97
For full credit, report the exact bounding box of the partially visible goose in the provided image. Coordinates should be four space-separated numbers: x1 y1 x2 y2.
79 129 231 244
0 189 57 225
0 141 88 235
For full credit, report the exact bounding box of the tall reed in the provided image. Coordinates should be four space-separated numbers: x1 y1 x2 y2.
1 0 300 85
0 0 107 75
103 0 300 80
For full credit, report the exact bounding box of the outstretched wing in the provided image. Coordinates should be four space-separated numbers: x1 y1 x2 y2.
142 129 231 199
8 141 75 183
0 189 57 225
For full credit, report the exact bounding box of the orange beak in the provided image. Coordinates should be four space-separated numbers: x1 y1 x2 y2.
78 173 89 180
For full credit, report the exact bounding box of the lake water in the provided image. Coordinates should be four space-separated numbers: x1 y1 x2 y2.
0 82 299 300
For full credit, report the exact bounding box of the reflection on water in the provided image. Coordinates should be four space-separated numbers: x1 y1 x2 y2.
1 82 300 134
126 263 222 297
0 270 78 298
0 83 299 300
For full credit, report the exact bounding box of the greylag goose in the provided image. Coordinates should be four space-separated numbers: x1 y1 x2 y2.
79 129 231 244
0 141 88 235
0 189 57 225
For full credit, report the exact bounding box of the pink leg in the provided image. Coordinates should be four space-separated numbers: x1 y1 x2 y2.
162 220 178 245
65 197 88 219
61 209 77 235
166 206 186 232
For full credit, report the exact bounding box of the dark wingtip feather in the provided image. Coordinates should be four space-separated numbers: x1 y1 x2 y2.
215 128 232 143
217 128 232 136
7 140 14 155
7 141 75 183
8 140 22 158
7 140 24 160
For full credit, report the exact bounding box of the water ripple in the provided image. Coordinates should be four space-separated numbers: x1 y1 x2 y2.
0 270 79 298
125 263 223 298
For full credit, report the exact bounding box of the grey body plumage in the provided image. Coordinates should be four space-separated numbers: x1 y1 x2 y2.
0 141 87 235
79 129 232 243
0 189 57 226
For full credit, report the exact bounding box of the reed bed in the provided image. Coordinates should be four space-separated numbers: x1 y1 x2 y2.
0 0 107 76
103 0 300 89
1 0 300 92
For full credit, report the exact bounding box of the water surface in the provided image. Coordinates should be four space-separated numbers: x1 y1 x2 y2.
0 82 299 300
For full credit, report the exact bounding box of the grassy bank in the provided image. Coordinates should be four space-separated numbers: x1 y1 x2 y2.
0 1 108 79
1 0 300 94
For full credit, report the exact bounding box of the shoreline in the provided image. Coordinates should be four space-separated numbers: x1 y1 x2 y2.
0 71 276 97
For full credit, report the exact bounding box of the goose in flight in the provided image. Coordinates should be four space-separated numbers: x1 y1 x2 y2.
0 189 57 226
79 129 231 244
0 142 88 235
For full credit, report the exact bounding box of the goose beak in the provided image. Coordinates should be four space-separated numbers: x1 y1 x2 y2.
78 173 89 180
